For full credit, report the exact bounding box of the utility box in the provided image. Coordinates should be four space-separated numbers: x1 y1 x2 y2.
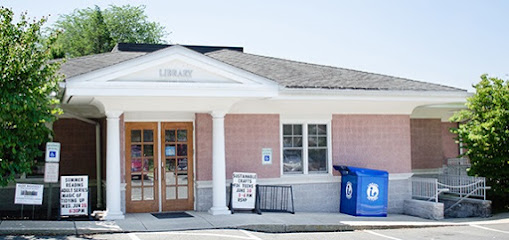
334 165 388 217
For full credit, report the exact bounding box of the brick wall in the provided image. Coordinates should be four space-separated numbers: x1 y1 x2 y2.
411 119 443 169
224 114 280 179
411 119 460 169
195 113 281 181
332 115 412 173
53 118 97 178
441 122 459 164
195 113 213 181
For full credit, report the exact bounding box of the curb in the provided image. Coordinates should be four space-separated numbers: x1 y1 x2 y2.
0 223 468 236
236 223 465 233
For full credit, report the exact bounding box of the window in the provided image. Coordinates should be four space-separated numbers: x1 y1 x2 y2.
282 123 329 174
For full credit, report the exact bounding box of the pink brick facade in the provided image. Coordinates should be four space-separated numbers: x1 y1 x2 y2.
441 122 460 163
331 115 412 173
195 113 280 181
224 114 280 179
195 113 213 181
411 119 460 169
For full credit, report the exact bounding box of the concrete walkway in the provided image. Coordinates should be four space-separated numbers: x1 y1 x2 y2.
1 212 509 235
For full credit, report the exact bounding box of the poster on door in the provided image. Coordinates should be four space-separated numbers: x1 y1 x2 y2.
60 175 88 216
231 172 257 209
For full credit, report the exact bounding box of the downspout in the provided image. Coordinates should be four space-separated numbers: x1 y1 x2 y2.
64 113 103 209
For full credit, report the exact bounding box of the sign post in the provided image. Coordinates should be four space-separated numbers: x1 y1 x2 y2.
229 172 260 214
45 142 60 219
60 175 89 218
14 183 44 219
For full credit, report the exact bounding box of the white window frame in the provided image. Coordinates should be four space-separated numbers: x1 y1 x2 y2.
280 118 332 176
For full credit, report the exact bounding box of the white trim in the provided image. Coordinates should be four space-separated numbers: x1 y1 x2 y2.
196 175 341 189
412 168 443 175
157 121 162 212
389 173 414 180
279 88 470 100
124 112 195 122
195 173 413 188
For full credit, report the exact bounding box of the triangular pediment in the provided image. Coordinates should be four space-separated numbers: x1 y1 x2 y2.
65 45 278 98
69 45 277 87
111 59 239 84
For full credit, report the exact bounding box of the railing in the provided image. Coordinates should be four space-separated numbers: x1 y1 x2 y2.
411 177 449 202
447 158 471 166
256 185 295 214
437 174 488 200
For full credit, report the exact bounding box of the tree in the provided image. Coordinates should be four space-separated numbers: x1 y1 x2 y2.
51 5 167 58
0 7 63 186
450 74 509 208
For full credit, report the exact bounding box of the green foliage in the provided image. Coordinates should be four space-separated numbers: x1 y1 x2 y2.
0 7 63 186
51 5 167 58
450 74 509 207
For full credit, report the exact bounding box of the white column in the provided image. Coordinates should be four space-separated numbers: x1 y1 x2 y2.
104 111 125 220
208 111 231 215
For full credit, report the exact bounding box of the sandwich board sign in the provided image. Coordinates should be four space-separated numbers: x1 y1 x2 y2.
60 175 89 216
230 172 259 213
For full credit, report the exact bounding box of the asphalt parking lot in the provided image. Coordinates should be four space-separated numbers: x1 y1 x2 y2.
2 223 509 240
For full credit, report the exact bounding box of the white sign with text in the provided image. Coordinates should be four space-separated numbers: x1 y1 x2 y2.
44 162 59 183
231 172 257 209
60 175 88 216
14 183 44 205
45 142 61 163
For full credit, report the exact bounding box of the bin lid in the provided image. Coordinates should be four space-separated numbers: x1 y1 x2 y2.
333 165 388 177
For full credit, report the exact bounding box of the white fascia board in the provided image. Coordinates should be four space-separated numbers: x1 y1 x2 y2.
65 82 278 98
277 88 470 102
66 45 278 88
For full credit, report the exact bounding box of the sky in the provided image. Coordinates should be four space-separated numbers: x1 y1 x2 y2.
4 0 509 92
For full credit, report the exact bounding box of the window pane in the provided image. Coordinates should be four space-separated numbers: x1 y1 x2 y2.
165 159 176 185
143 187 154 200
178 186 188 199
283 149 303 173
318 137 327 147
308 149 327 173
283 125 292 135
177 130 187 142
143 144 153 157
177 144 188 156
143 130 153 142
308 124 317 135
131 130 141 142
308 136 317 147
131 188 142 201
317 125 327 135
293 125 302 135
177 158 188 172
283 137 292 147
293 137 302 147
165 130 176 142
131 159 142 172
166 186 176 200
131 145 141 158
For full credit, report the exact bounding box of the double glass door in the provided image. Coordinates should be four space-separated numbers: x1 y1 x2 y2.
126 122 194 213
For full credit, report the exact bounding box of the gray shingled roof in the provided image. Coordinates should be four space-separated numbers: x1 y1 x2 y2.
205 50 464 91
59 51 146 79
60 46 465 92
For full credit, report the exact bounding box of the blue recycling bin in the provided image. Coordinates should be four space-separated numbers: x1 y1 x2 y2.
334 165 388 217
